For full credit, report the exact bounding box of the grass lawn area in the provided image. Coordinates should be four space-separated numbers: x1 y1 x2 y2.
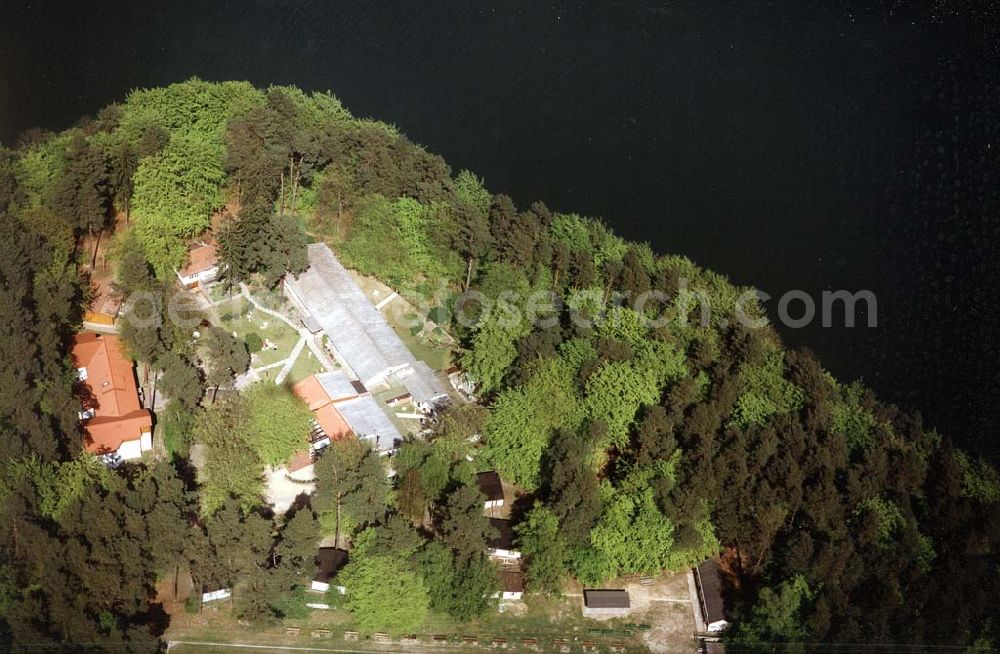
381 305 452 372
247 286 290 312
166 594 651 654
207 284 238 303
214 299 301 368
158 406 194 459
398 323 452 372
285 347 328 385
161 416 185 458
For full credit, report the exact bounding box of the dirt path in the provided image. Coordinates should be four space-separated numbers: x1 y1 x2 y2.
168 640 474 654
168 640 410 653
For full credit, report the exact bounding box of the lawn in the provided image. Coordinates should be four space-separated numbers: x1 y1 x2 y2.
166 594 651 654
207 283 239 303
161 417 185 459
381 304 453 372
159 406 192 459
285 347 329 385
214 299 301 368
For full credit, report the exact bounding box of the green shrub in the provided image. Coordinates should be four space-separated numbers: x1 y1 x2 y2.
427 306 449 325
272 587 311 620
245 332 263 352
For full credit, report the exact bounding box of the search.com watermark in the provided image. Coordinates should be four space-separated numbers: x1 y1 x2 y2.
445 284 877 331
118 281 877 333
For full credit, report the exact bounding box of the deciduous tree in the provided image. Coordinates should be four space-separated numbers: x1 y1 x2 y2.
314 438 388 547
339 533 429 633
240 383 313 466
515 504 567 596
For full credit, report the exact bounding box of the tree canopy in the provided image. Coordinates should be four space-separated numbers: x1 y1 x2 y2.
1 78 997 649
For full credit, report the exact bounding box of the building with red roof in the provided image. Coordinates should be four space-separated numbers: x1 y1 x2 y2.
71 332 152 460
176 241 219 288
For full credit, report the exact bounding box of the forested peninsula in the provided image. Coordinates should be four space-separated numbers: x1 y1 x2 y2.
0 79 997 652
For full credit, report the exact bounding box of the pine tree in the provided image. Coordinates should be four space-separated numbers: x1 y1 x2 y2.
203 326 250 402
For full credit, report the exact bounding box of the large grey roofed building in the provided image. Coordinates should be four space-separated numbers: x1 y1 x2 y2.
334 395 403 451
316 370 363 402
399 361 447 409
285 244 448 410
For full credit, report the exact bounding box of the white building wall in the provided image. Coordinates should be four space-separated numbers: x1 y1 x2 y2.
707 619 730 633
202 589 231 603
177 267 218 287
309 581 345 594
117 439 143 461
488 548 521 561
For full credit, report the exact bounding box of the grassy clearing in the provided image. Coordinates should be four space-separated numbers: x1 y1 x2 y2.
248 286 290 312
381 305 452 372
161 414 187 458
214 299 300 368
166 594 650 654
286 347 328 385
207 284 238 303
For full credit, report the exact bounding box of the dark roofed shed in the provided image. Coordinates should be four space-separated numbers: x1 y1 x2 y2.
488 518 515 551
583 589 630 609
314 547 348 584
477 471 503 503
695 560 729 629
499 570 524 594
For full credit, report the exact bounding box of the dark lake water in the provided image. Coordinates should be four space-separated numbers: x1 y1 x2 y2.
3 0 998 457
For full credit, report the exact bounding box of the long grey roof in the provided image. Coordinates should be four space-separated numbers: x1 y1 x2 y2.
286 245 446 404
335 395 402 450
286 244 410 383
400 361 448 404
316 370 361 402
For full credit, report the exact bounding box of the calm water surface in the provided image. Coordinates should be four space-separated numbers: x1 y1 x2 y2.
2 1 998 455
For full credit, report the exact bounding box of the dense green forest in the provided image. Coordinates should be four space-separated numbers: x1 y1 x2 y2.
0 79 998 652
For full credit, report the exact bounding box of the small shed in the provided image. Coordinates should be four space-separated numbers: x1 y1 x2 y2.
495 570 524 601
694 560 730 633
386 392 413 408
312 547 348 593
477 471 504 509
201 588 231 603
301 313 323 334
487 518 520 561
582 589 631 617
176 242 219 288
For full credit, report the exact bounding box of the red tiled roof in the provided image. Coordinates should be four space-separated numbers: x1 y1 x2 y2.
292 376 353 440
71 333 152 453
178 242 218 277
286 375 359 471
